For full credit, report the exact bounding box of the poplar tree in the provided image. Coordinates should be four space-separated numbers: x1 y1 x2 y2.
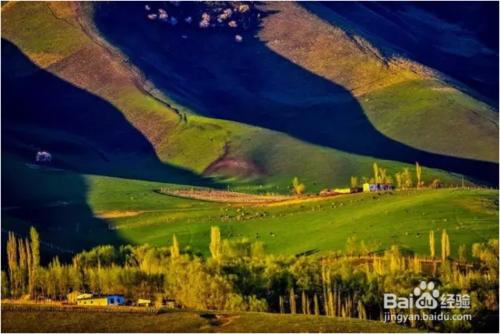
314 293 320 316
401 168 413 189
301 290 307 314
29 227 40 299
429 230 435 258
373 163 379 183
289 287 296 314
209 226 221 259
171 234 180 259
7 232 18 296
25 239 33 297
441 229 450 261
18 238 28 294
379 167 387 184
395 172 402 189
416 162 423 188
1 271 9 298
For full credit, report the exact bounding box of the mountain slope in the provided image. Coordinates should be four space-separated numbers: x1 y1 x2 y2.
1 1 498 259
91 1 498 181
2 1 470 191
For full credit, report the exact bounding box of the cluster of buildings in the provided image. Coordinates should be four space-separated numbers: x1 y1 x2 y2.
320 183 394 196
66 292 177 308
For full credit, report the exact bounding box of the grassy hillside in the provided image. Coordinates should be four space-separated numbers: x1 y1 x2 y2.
2 1 497 190
3 154 497 259
86 183 500 258
260 2 498 163
1 306 415 333
1 2 498 259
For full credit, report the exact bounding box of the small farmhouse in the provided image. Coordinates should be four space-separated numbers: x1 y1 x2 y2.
76 294 125 306
137 298 152 307
363 183 394 192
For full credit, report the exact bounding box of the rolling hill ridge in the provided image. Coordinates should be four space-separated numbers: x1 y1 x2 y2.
1 1 498 257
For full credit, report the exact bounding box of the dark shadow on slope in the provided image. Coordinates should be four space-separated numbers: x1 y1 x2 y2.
2 39 221 188
301 2 499 105
1 155 121 264
92 3 498 185
2 39 224 260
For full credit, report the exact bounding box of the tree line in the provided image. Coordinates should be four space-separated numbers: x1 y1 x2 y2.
293 161 447 195
2 226 498 332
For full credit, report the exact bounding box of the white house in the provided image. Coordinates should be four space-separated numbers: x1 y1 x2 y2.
35 151 52 163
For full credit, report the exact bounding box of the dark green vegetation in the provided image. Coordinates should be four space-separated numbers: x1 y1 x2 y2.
1 306 415 333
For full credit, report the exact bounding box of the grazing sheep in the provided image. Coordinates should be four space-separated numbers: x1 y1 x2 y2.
199 12 210 28
158 8 168 21
238 4 250 13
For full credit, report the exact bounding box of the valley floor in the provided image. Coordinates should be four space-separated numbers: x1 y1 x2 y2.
1 303 416 333
2 161 498 259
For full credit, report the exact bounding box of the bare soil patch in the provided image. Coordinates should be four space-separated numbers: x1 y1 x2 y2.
159 188 291 204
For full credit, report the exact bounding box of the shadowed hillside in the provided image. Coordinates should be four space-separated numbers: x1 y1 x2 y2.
304 2 499 104
2 39 220 187
92 2 498 184
2 1 473 193
1 39 222 257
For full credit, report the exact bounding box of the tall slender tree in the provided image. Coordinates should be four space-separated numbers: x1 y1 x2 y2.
373 163 379 183
289 287 296 314
29 227 40 299
25 239 33 297
301 290 307 314
171 234 180 259
314 293 320 316
7 232 18 296
441 229 450 261
401 168 413 189
18 238 28 295
416 162 423 188
429 230 435 258
395 172 402 189
209 226 221 259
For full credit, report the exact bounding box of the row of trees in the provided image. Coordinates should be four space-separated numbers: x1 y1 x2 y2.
351 162 441 190
2 227 498 332
292 161 439 195
5 228 40 299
